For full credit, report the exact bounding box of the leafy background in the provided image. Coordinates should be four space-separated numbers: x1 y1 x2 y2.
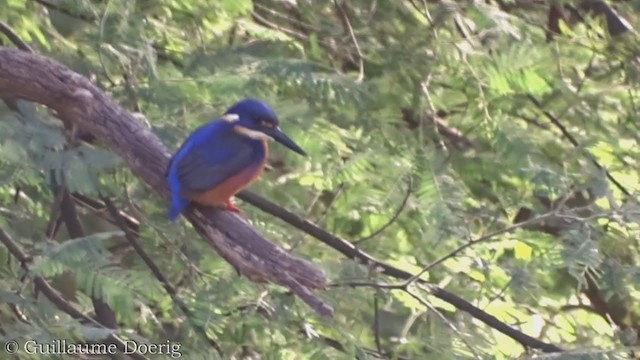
1 0 640 358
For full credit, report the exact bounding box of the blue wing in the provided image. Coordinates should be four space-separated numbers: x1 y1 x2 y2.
166 120 254 220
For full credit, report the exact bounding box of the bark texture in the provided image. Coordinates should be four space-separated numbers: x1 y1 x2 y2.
0 47 332 317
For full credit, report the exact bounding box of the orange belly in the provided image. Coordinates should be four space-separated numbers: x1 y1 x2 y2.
188 147 267 206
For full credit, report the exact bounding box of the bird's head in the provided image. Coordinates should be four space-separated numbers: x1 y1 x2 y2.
223 98 306 156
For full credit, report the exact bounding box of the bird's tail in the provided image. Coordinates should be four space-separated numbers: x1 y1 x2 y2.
168 195 188 221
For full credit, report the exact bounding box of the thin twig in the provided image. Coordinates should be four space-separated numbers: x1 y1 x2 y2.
373 290 382 354
346 203 586 293
253 3 319 33
527 94 632 197
238 191 564 352
251 11 308 41
97 0 116 87
331 279 481 357
0 228 149 360
333 0 364 82
0 22 32 52
31 0 96 22
406 287 481 359
71 192 140 236
58 186 119 331
101 195 224 357
354 177 412 245
44 187 65 240
119 182 213 284
403 208 567 286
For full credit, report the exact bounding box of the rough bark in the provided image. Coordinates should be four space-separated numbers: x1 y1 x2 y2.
0 47 332 317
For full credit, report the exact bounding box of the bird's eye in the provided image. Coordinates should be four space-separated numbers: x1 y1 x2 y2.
260 120 274 129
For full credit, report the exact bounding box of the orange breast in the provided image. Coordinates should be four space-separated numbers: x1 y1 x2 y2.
188 141 268 206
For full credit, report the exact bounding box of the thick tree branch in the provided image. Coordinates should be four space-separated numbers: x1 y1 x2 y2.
0 47 332 317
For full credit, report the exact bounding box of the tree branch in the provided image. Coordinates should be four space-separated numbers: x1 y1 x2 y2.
235 191 564 352
333 0 364 82
72 192 140 236
527 94 631 197
0 21 31 113
101 195 223 356
0 47 332 317
0 21 32 52
0 228 148 360
58 186 118 330
31 0 96 23
353 176 412 245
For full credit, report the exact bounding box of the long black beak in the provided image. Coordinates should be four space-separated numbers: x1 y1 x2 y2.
267 127 307 156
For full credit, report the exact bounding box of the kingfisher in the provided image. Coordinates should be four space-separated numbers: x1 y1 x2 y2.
166 98 306 220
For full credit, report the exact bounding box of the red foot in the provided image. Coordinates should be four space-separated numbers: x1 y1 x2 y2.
224 200 241 213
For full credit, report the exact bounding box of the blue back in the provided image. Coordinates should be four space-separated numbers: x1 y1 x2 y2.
166 119 265 220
